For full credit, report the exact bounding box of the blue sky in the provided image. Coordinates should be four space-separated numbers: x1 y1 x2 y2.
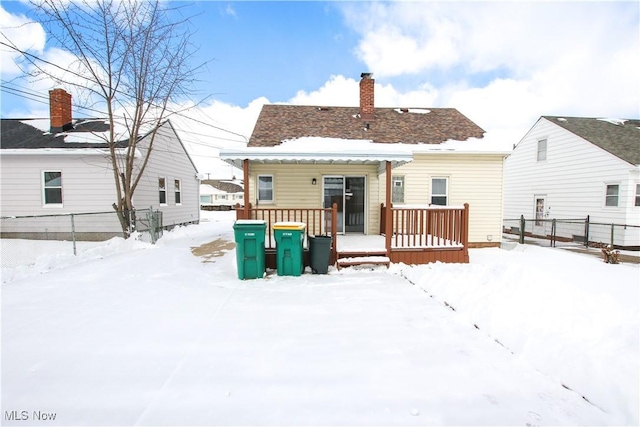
1 1 638 175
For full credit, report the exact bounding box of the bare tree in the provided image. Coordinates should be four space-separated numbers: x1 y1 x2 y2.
5 0 203 237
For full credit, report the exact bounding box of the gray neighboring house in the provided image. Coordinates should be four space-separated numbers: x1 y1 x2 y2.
1 89 200 240
504 116 640 248
200 179 244 210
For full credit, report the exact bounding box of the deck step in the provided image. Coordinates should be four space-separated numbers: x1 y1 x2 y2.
336 255 390 270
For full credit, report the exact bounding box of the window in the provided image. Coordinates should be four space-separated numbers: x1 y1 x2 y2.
43 171 62 205
158 177 167 205
431 177 448 206
174 179 181 205
537 138 547 161
635 184 640 207
258 175 273 202
392 176 404 203
605 184 619 207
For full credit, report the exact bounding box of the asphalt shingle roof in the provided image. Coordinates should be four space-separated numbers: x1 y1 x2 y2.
1 118 126 149
248 105 485 147
544 116 640 166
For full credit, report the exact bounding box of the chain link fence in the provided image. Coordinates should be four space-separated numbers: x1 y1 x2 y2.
503 216 640 250
1 209 163 268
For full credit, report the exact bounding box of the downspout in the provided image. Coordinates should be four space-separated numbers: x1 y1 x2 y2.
385 161 392 257
243 159 250 219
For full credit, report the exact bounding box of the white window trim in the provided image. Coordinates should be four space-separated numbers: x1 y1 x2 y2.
159 176 167 206
430 176 449 206
257 174 274 204
634 183 640 208
174 179 182 206
604 182 620 208
42 170 63 208
537 138 547 162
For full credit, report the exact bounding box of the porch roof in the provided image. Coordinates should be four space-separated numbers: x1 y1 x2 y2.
220 137 413 174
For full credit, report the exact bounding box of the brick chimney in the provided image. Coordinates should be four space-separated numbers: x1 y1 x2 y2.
49 88 73 133
359 72 375 120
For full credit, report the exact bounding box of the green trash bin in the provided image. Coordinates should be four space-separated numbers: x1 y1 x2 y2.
273 222 306 276
233 220 266 280
309 235 332 274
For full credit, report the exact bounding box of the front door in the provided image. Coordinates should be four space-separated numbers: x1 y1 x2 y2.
323 176 366 234
533 195 547 236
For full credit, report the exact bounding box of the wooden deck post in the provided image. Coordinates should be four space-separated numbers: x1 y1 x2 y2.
463 203 470 262
331 203 338 264
243 159 250 219
385 161 392 257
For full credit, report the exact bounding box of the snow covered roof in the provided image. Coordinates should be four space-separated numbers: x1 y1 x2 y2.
248 105 485 146
0 118 128 150
201 179 243 193
544 116 640 166
220 137 413 173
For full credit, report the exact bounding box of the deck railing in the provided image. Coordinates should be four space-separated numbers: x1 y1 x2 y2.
236 203 338 262
381 203 469 249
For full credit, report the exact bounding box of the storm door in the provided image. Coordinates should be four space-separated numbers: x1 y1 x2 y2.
323 176 366 234
533 195 547 236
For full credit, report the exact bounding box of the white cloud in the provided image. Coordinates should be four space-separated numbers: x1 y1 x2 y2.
0 5 46 76
224 4 236 18
168 97 267 177
335 1 639 147
288 74 438 109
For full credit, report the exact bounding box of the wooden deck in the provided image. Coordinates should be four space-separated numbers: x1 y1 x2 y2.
235 203 469 269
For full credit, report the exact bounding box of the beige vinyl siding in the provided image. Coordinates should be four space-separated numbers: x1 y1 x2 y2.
249 163 381 235
392 153 505 244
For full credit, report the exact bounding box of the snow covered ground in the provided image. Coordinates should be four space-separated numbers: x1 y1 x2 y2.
2 211 638 426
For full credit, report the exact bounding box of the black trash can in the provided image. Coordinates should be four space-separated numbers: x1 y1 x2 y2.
309 235 332 274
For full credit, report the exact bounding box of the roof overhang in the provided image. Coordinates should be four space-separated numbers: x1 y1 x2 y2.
0 148 140 157
220 148 413 174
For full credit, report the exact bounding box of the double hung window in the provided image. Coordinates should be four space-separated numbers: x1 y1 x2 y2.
431 177 448 206
258 175 273 203
43 171 63 205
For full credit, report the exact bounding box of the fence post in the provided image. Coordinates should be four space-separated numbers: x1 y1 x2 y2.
70 213 77 256
585 215 590 247
519 215 525 244
551 218 556 247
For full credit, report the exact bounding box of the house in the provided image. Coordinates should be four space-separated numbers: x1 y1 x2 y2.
200 179 244 210
0 89 200 240
504 116 640 248
221 73 508 267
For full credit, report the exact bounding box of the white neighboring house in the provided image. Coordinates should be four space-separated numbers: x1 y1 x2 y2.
199 179 244 210
0 89 200 240
504 116 640 248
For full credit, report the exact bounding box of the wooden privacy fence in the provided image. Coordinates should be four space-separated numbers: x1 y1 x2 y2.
236 203 338 263
381 203 469 249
